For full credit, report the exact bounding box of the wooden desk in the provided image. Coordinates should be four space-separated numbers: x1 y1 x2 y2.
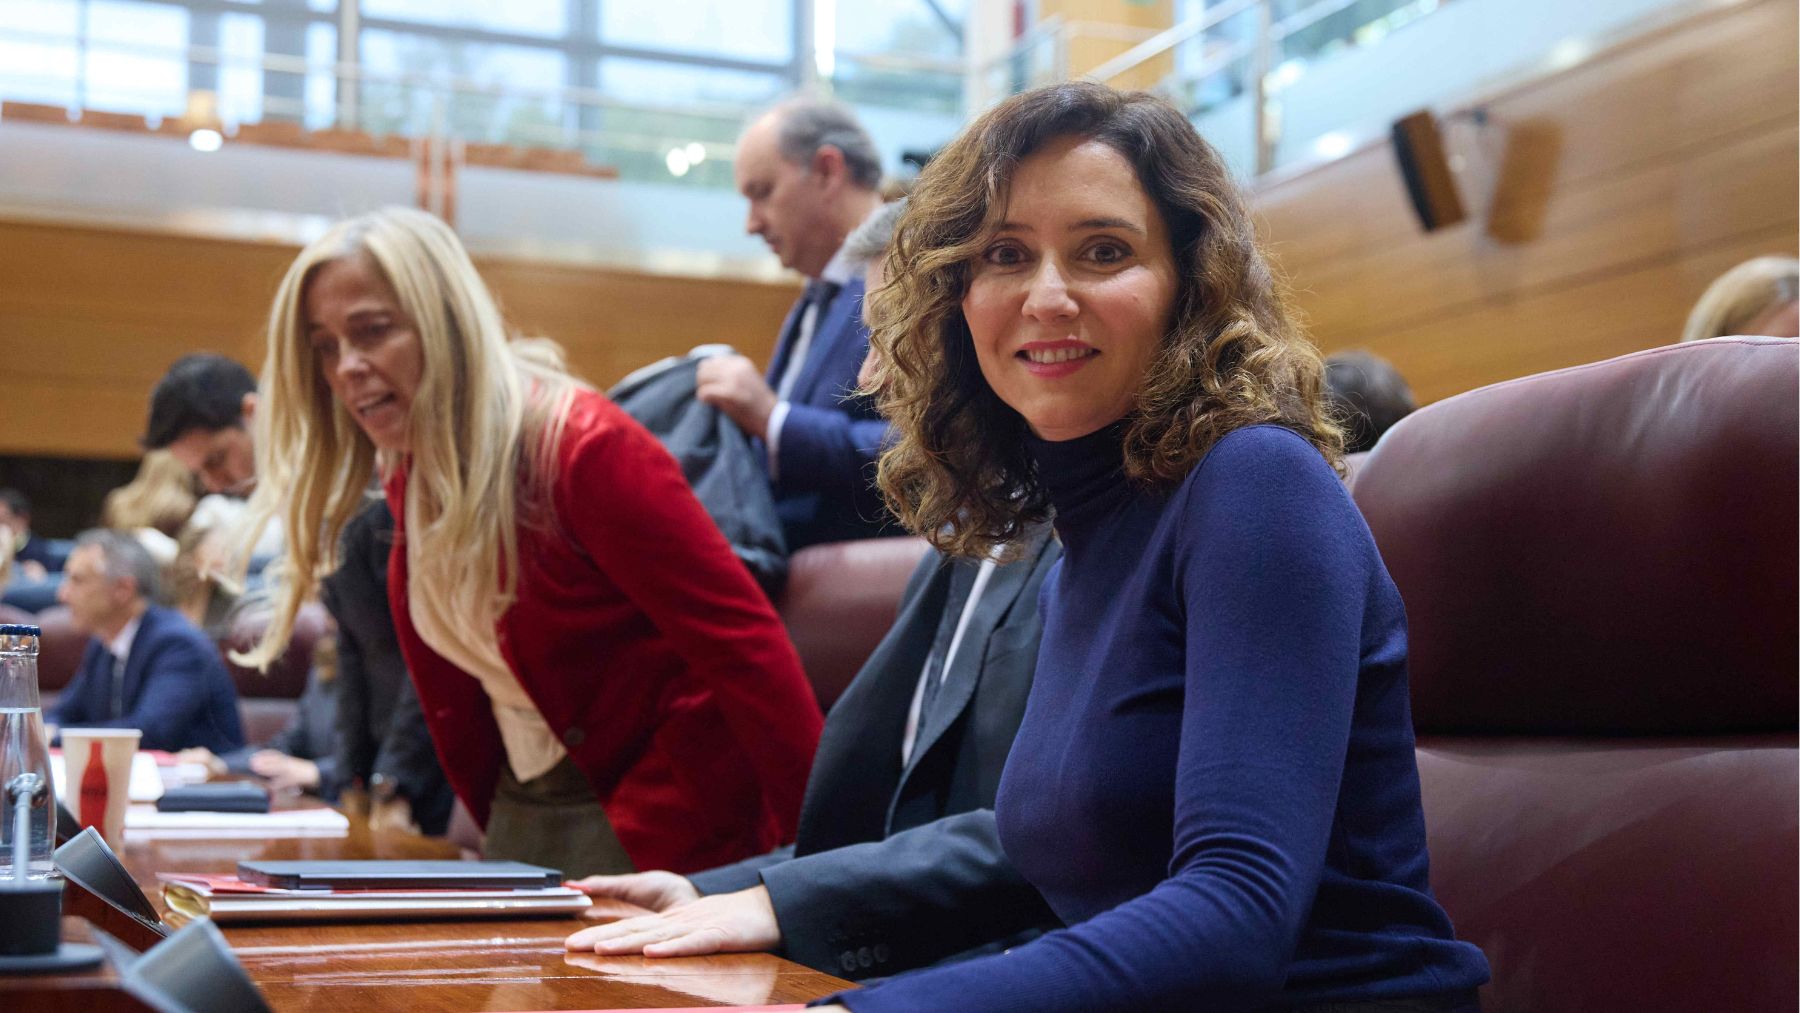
8 804 853 1010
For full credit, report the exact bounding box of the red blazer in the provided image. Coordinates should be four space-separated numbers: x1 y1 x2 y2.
385 390 822 873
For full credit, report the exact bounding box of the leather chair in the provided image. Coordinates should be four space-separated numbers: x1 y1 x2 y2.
778 536 932 711
1351 337 1798 1012
32 605 88 703
219 602 331 746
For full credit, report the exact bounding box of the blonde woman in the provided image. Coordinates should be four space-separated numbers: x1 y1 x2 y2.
1681 255 1800 343
239 207 821 876
101 450 199 538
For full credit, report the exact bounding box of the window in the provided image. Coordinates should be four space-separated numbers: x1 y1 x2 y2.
84 1 189 117
359 29 565 143
598 59 786 107
360 0 565 39
217 13 265 124
0 0 80 106
834 0 963 60
601 0 793 63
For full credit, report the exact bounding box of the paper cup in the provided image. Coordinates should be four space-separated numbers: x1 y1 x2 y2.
60 728 141 851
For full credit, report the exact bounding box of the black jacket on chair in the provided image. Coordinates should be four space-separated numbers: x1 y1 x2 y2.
610 350 789 597
688 523 1062 979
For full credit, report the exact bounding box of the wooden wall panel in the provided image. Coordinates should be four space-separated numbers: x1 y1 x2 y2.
1255 0 1800 405
0 219 797 459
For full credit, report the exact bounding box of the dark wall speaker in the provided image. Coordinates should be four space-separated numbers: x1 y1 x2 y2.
1391 110 1467 232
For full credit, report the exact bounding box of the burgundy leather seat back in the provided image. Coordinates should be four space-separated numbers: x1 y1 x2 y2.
778 536 931 711
218 601 329 702
1355 337 1797 734
32 605 88 696
1354 338 1799 1013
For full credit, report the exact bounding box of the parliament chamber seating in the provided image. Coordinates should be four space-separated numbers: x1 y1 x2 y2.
1351 337 1799 1012
29 598 328 747
219 601 331 747
778 535 932 710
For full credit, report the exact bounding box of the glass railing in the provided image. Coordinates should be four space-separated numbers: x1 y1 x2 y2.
1070 0 1454 176
0 22 966 191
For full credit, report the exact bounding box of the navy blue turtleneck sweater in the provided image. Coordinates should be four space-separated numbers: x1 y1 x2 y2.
836 423 1488 1012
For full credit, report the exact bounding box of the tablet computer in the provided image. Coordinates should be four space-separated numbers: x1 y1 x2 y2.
236 860 562 891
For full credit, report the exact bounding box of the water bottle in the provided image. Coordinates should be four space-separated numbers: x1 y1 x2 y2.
0 624 54 880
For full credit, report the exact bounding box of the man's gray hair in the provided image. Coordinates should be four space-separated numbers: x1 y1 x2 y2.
842 198 907 269
75 529 161 602
770 98 883 191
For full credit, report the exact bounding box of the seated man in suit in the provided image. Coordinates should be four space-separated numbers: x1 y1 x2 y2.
51 529 244 753
697 97 897 550
568 522 1061 980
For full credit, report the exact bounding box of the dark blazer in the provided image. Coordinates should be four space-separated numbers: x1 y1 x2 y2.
610 352 789 596
15 533 70 572
221 666 341 796
763 275 896 550
688 524 1062 979
323 499 454 837
52 605 244 753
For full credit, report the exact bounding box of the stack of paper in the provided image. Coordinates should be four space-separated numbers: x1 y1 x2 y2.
126 805 351 839
158 872 592 925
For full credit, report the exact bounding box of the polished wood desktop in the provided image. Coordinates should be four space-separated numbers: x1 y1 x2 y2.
7 802 853 1011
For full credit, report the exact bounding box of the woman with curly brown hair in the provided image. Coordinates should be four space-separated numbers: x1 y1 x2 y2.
804 82 1490 1011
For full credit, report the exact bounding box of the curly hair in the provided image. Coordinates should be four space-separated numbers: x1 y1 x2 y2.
867 82 1342 559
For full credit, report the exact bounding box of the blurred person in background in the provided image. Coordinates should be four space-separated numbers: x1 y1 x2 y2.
51 529 244 753
142 353 259 496
237 207 820 876
101 449 200 567
182 634 342 797
1681 255 1800 343
699 97 896 550
1323 350 1418 455
167 519 241 639
141 353 284 571
0 489 70 612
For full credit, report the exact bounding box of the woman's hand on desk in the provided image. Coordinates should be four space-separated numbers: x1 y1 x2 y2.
249 751 320 793
564 884 782 958
566 870 700 912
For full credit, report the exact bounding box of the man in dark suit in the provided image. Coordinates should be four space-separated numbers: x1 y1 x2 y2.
567 523 1062 979
696 97 895 550
52 530 243 753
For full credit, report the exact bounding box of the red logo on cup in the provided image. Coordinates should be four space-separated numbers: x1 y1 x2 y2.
79 740 108 829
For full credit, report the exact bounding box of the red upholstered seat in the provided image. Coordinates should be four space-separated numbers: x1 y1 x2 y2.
1352 337 1798 1013
778 536 932 711
32 605 88 696
219 601 331 702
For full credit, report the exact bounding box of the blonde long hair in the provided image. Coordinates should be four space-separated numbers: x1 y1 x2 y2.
102 450 199 537
1681 256 1800 343
237 207 582 669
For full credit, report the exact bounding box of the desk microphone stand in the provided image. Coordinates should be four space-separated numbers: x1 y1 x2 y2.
0 773 102 973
